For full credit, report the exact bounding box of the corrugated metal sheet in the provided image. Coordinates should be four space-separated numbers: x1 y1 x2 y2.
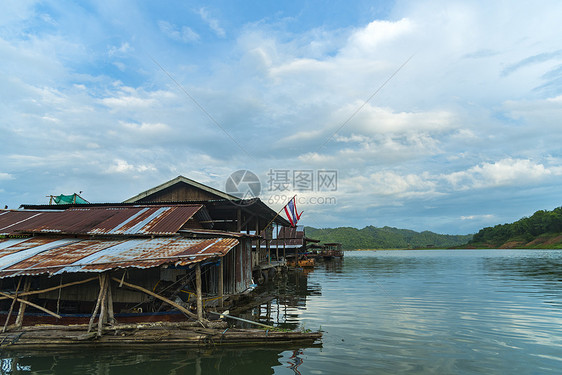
0 236 238 278
0 205 202 236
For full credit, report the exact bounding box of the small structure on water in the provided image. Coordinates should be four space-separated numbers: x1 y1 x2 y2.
0 176 321 348
309 242 344 260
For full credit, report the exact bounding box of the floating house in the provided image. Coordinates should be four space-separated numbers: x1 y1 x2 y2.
0 177 322 348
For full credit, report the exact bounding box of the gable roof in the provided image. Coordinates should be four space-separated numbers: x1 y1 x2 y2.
124 176 239 203
0 205 203 236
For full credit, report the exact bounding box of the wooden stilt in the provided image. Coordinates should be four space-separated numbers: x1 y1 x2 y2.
97 274 109 337
88 275 107 333
56 276 63 315
2 277 22 333
196 263 203 321
107 279 115 325
15 278 31 328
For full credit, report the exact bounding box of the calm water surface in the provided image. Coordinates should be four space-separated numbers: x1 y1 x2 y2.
2 249 562 374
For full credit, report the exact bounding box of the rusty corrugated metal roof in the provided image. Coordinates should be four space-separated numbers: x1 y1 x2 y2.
0 205 202 236
0 236 238 278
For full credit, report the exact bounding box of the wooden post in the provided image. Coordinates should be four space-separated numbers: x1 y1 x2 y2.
283 226 286 261
56 276 63 315
97 274 109 337
15 278 31 328
255 218 262 264
276 224 279 261
218 257 224 308
196 263 203 321
88 274 107 333
107 279 115 325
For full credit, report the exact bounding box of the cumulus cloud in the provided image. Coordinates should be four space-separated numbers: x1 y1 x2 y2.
343 18 414 57
444 158 562 190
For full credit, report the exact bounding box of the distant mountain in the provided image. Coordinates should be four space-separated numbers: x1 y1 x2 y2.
305 226 473 250
467 206 562 249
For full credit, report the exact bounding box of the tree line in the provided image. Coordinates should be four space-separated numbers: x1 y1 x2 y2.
469 206 562 246
305 225 473 250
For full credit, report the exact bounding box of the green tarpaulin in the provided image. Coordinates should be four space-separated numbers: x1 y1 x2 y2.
52 194 89 205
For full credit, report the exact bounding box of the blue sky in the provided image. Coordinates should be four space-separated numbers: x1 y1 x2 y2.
2 0 562 234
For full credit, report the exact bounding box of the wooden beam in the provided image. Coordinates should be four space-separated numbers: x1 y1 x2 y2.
111 277 199 321
0 291 61 319
0 276 98 301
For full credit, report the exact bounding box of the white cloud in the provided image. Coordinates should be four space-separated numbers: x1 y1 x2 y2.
461 214 495 221
108 42 132 56
158 20 200 43
444 158 562 190
343 18 414 57
106 159 156 174
0 173 14 181
198 8 225 38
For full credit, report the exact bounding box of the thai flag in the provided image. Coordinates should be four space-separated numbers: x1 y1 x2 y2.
284 196 303 227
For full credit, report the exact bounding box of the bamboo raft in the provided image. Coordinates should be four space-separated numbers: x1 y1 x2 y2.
0 321 322 350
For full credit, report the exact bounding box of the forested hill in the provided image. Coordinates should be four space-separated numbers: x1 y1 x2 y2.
467 206 562 249
305 226 473 250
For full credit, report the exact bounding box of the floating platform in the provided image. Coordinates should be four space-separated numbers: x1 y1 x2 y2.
0 321 322 350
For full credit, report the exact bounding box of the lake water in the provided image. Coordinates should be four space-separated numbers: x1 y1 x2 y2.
2 249 562 374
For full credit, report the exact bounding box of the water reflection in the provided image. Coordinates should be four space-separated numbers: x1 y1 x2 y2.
0 347 303 375
237 268 323 330
482 250 562 282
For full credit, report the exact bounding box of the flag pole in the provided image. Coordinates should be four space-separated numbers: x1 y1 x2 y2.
262 194 297 233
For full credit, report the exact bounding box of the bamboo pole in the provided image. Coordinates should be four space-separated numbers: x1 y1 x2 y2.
0 276 98 301
111 277 199 321
2 277 22 333
0 291 61 319
196 263 203 321
15 278 31 328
